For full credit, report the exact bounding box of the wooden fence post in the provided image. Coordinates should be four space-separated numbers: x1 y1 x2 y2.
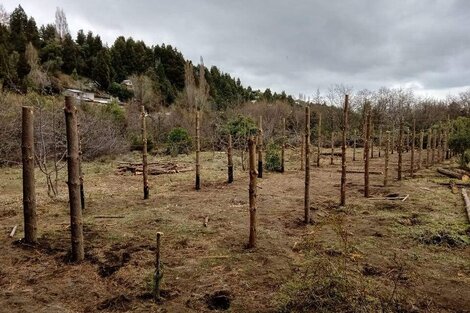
353 129 357 161
304 106 311 223
330 131 334 165
364 108 371 197
153 232 163 302
340 95 349 206
248 137 257 248
384 131 390 187
65 96 84 262
418 130 423 170
410 118 415 178
317 113 321 167
398 118 403 181
257 116 263 178
281 118 286 173
22 106 37 244
195 109 201 190
228 134 233 183
141 105 149 199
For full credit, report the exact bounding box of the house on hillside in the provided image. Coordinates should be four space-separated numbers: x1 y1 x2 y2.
64 89 95 101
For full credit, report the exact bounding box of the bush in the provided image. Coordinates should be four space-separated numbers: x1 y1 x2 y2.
265 141 282 172
130 135 154 152
167 127 192 156
222 115 259 149
449 117 470 167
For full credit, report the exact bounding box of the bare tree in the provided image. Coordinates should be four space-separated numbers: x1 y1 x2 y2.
55 7 69 40
0 4 9 26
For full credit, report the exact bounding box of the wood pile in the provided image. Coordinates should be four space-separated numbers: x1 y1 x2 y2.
116 162 192 175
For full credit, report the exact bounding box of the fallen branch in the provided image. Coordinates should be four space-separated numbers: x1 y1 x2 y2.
437 168 462 179
369 195 408 201
461 188 470 223
9 225 17 238
203 216 209 227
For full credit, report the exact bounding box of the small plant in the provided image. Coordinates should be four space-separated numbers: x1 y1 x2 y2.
166 127 192 156
449 117 470 167
265 141 282 172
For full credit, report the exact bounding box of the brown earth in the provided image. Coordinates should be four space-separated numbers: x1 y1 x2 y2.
0 148 469 312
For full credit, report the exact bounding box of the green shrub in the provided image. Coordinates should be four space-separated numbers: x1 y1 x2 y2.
449 117 470 167
222 115 259 149
130 134 154 152
167 127 192 156
266 141 282 172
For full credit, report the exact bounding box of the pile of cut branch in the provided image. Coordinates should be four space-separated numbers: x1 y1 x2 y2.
116 161 192 175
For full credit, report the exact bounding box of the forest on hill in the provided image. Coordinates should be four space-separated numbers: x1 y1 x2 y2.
0 5 293 110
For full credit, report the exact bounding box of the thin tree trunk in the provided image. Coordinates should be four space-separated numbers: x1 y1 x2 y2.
431 128 436 165
228 134 233 183
257 116 263 178
64 96 84 262
340 95 349 206
378 127 382 157
22 106 37 244
195 109 201 190
281 118 285 172
353 129 357 161
398 118 403 181
418 130 423 170
248 136 257 248
364 108 371 197
141 105 149 199
317 113 321 167
371 126 374 159
426 129 431 168
437 125 442 163
410 118 415 178
153 232 163 302
391 128 395 155
384 131 390 187
330 131 334 165
304 106 311 223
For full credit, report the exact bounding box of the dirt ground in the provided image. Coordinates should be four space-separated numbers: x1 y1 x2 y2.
0 147 469 312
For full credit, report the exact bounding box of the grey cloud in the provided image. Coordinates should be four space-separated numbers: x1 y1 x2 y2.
4 0 470 98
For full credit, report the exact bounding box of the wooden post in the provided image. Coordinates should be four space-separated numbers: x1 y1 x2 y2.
384 131 390 187
330 131 334 165
195 109 201 190
398 118 403 181
141 105 149 199
65 96 84 262
437 125 442 163
418 130 423 170
410 118 415 178
281 118 286 173
227 134 233 183
364 108 371 197
22 106 37 244
257 116 263 178
304 107 311 223
153 232 163 302
378 127 382 157
353 129 357 161
340 95 349 206
300 135 305 171
370 126 374 159
248 137 257 248
431 128 436 165
317 113 321 167
426 129 431 168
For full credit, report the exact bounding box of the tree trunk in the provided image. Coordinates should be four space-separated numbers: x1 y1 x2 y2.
378 127 382 157
353 129 357 161
384 131 390 187
398 118 403 181
364 108 371 197
418 130 423 170
391 129 395 154
65 96 84 262
317 113 321 167
248 137 257 248
304 106 311 223
141 105 149 199
340 95 349 206
195 109 201 190
431 128 436 165
281 118 285 173
426 129 431 168
330 131 334 165
22 106 37 244
257 116 263 178
370 126 374 159
153 232 163 302
228 134 233 183
410 118 415 178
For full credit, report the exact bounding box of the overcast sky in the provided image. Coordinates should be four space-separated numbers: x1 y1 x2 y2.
4 0 470 99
